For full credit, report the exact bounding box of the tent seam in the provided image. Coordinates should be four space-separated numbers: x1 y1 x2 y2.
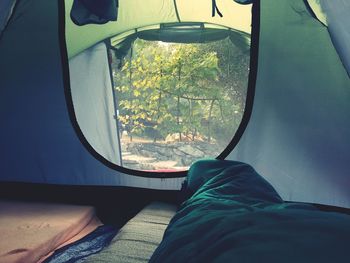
173 0 181 22
217 0 260 159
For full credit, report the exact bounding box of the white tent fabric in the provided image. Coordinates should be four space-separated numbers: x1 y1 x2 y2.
69 42 121 165
0 0 16 36
68 42 185 190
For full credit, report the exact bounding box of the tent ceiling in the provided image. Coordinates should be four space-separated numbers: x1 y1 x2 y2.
65 0 252 58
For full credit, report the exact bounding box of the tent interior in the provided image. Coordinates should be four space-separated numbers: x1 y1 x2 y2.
1 0 350 262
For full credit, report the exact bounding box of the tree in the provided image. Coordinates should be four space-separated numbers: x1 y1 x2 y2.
113 37 249 145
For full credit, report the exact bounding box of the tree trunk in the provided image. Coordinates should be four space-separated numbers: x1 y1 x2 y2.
129 46 134 142
177 95 181 141
154 91 162 142
208 99 215 142
177 63 182 142
188 99 195 141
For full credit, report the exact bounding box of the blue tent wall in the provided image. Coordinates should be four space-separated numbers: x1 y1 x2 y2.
0 0 121 185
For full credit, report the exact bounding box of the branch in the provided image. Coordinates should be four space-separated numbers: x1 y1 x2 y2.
154 87 217 101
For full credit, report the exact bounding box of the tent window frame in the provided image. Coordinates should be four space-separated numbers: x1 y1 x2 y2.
58 0 260 178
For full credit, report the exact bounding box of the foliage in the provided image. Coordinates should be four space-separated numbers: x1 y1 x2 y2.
113 38 249 144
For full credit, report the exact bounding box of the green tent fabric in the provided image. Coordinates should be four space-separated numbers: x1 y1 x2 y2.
65 0 252 58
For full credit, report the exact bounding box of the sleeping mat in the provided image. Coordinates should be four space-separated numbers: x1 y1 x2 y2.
0 201 101 263
150 159 350 263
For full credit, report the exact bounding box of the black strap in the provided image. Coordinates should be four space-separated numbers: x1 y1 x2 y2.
212 0 223 17
70 0 119 26
173 0 181 22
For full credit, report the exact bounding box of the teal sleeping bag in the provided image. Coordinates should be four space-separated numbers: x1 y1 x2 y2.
150 160 350 262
